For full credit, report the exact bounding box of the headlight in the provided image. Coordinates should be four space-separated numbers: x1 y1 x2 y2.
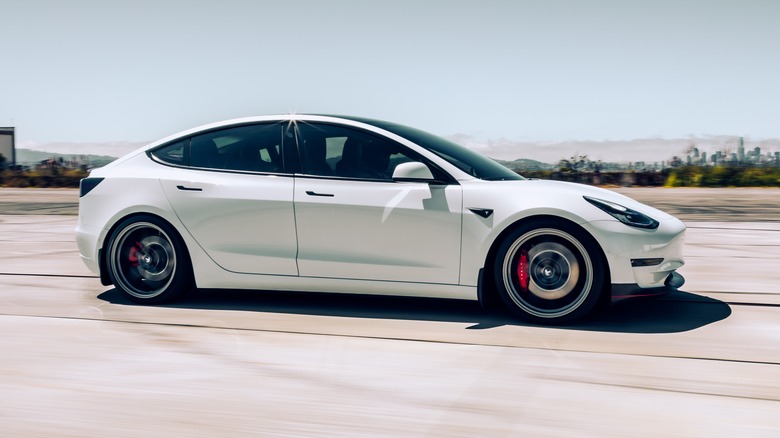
584 196 659 229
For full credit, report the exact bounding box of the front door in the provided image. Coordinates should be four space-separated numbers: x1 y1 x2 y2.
292 123 462 284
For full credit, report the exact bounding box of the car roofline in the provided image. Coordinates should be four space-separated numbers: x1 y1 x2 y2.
143 114 393 150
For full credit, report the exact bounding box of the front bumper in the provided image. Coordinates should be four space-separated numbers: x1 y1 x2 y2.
583 214 686 287
611 271 685 301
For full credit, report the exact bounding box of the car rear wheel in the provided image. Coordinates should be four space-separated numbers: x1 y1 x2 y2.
106 215 192 304
494 220 604 324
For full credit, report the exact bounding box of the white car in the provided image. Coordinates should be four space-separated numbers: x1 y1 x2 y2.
76 115 685 324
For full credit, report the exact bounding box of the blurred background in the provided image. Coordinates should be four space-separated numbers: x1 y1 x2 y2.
1 0 779 173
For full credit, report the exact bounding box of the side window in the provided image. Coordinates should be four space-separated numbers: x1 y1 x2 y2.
296 124 416 180
150 140 187 165
190 123 284 173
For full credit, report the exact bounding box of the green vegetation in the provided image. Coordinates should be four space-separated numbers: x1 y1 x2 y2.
0 168 88 188
665 165 780 187
518 154 780 187
520 166 780 188
557 154 589 173
16 149 117 168
0 149 114 188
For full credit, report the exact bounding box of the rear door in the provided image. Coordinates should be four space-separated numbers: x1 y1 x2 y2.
156 122 299 276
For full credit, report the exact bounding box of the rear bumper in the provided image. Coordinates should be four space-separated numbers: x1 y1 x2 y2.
75 222 102 274
611 271 685 301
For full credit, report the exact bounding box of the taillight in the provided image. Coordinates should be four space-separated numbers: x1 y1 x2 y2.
79 178 104 197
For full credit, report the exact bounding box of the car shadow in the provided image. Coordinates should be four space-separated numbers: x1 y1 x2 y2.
97 288 730 334
572 291 732 333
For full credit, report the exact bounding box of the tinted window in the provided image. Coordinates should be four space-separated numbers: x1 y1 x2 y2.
340 117 523 181
190 123 284 172
150 140 187 166
296 123 419 181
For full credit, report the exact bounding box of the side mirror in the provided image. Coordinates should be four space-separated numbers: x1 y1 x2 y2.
392 161 435 182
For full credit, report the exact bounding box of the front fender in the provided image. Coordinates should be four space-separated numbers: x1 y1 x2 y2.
459 181 604 286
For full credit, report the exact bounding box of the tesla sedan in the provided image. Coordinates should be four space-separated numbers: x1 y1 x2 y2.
76 115 685 324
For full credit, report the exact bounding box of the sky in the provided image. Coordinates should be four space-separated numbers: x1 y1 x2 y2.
2 0 779 161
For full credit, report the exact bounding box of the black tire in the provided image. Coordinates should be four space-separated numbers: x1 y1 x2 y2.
493 219 605 324
105 215 193 304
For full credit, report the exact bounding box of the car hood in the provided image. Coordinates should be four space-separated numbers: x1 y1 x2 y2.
496 179 676 221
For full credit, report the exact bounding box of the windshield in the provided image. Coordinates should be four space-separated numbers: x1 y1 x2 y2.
350 118 524 181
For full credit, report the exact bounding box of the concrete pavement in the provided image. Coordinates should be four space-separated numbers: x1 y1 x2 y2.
1 189 779 436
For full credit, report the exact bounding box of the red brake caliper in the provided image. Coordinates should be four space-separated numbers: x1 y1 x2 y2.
128 242 142 267
517 249 529 291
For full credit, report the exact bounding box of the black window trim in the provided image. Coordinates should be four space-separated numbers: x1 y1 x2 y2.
146 121 295 177
291 121 459 185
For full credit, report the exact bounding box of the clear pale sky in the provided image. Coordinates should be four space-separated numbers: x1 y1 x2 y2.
2 0 779 150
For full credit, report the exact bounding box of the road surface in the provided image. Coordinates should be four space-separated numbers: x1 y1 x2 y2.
1 188 779 437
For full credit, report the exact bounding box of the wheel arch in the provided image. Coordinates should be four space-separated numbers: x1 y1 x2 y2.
480 214 611 307
101 211 196 288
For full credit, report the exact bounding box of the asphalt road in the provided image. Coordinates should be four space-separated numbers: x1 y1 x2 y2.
1 188 779 437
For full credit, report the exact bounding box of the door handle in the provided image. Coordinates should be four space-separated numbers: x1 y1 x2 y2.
306 190 334 197
176 185 203 192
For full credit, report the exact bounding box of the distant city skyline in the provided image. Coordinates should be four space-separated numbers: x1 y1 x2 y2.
446 133 780 165
2 1 779 162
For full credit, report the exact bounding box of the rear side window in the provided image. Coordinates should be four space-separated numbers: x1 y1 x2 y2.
191 123 284 172
150 123 287 173
150 140 187 165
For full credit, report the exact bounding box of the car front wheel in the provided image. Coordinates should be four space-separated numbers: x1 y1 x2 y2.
106 215 192 304
494 220 605 324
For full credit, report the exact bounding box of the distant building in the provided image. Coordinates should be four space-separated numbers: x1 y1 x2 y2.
738 137 745 163
0 127 14 167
